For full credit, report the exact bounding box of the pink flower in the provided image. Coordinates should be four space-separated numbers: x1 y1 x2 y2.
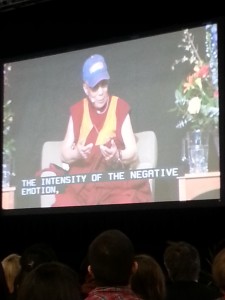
193 65 209 78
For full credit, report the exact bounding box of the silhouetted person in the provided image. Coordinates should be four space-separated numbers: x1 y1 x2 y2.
1 253 21 299
212 247 225 300
85 229 142 300
17 261 81 300
163 241 220 300
130 254 166 300
0 259 9 300
13 243 58 299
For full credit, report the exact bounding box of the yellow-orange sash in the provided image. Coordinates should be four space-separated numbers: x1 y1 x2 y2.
78 96 118 146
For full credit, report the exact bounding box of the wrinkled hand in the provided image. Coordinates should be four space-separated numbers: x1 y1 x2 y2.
100 139 118 161
77 142 93 160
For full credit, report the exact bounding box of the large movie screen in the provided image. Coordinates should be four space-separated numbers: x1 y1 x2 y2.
2 23 220 210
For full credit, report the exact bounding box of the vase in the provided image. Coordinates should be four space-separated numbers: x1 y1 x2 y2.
185 129 209 174
212 127 219 157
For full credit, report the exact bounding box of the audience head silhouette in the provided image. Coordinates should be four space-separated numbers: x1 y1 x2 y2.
19 243 57 272
163 241 200 282
17 261 81 300
87 229 136 286
130 254 166 300
1 253 21 294
212 247 225 296
1 253 21 300
163 240 221 300
14 242 58 297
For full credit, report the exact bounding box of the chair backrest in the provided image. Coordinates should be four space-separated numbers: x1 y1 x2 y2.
134 131 158 197
135 131 158 170
41 141 65 170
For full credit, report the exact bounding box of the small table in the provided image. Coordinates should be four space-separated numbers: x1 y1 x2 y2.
177 171 220 201
2 186 16 209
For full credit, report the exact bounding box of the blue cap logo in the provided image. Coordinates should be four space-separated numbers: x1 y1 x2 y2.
82 54 110 88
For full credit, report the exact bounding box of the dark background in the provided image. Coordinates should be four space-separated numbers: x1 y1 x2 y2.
0 5 225 275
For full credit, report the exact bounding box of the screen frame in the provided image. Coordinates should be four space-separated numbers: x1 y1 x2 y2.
1 16 224 216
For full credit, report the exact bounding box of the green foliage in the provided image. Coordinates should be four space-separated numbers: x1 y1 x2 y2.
3 65 15 162
170 26 219 131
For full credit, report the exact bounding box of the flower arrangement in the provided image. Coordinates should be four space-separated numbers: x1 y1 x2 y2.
170 24 219 131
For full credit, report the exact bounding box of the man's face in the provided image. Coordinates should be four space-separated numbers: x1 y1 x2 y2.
83 80 109 110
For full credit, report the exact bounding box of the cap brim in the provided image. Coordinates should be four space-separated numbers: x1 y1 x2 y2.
87 71 110 88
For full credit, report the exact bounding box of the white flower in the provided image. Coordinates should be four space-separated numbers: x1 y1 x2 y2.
187 97 201 115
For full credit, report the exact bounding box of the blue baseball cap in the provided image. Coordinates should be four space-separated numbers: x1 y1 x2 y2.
82 54 110 88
